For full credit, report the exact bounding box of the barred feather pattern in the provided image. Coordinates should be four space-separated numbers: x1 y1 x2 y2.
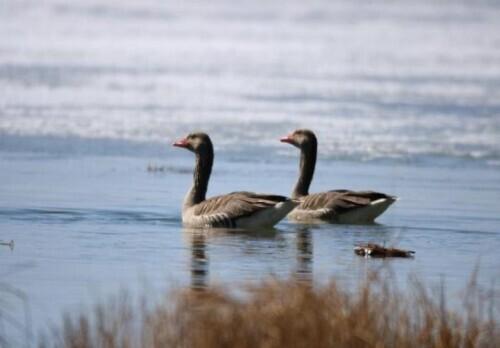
296 190 396 220
188 191 290 228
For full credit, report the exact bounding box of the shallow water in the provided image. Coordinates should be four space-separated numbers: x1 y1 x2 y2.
1 0 500 345
1 150 499 344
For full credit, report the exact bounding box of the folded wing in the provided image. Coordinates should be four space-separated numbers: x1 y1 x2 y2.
192 192 292 228
295 190 397 222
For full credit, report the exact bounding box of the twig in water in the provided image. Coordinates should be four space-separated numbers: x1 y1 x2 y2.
354 243 415 258
0 240 14 251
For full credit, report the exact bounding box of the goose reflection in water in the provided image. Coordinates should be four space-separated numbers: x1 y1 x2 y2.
295 226 313 284
185 227 280 291
188 230 209 291
185 226 315 291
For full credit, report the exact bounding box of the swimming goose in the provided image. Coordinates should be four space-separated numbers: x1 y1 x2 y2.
280 129 396 223
173 132 297 228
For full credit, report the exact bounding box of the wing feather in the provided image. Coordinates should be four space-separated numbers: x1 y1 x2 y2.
299 190 395 218
193 191 289 223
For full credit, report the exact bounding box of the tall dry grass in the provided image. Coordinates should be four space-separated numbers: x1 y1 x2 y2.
44 272 499 348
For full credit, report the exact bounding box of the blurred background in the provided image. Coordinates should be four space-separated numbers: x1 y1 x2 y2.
1 1 500 345
1 0 499 162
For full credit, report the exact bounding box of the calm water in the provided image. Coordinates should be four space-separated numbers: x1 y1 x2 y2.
1 0 500 345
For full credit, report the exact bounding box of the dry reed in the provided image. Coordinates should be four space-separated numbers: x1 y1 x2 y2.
44 272 499 348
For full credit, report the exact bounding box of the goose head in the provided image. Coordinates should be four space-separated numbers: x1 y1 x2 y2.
173 132 213 155
280 129 317 150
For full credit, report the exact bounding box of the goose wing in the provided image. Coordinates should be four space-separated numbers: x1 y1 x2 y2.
299 190 396 218
192 192 291 227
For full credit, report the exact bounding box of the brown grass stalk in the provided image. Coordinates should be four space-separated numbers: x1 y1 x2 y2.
44 273 499 348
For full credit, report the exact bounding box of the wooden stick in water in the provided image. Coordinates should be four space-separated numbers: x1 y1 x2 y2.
354 243 414 258
0 240 15 250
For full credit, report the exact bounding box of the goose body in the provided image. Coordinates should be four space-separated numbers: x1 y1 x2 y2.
182 191 297 228
281 130 396 224
174 133 297 229
288 190 396 223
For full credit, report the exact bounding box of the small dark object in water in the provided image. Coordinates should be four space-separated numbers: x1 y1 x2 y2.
0 240 14 250
147 163 192 174
354 243 414 258
147 163 166 172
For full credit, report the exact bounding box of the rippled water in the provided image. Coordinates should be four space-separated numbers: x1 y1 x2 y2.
2 151 499 344
1 0 500 345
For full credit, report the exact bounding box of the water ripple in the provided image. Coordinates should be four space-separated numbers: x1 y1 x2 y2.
0 207 179 225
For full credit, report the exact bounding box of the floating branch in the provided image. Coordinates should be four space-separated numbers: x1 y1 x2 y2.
0 240 15 250
354 243 414 258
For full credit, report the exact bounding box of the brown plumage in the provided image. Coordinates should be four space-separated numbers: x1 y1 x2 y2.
173 133 297 229
194 192 288 216
280 129 397 223
299 190 394 219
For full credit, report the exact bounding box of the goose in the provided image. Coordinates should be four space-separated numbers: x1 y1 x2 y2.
173 132 297 228
280 129 396 223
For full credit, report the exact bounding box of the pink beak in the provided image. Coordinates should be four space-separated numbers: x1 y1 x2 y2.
172 138 189 148
280 134 294 144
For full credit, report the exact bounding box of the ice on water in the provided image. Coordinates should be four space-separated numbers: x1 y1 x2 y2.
1 0 499 162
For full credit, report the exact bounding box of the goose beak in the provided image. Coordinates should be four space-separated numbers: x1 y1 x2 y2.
173 138 189 148
280 134 294 144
